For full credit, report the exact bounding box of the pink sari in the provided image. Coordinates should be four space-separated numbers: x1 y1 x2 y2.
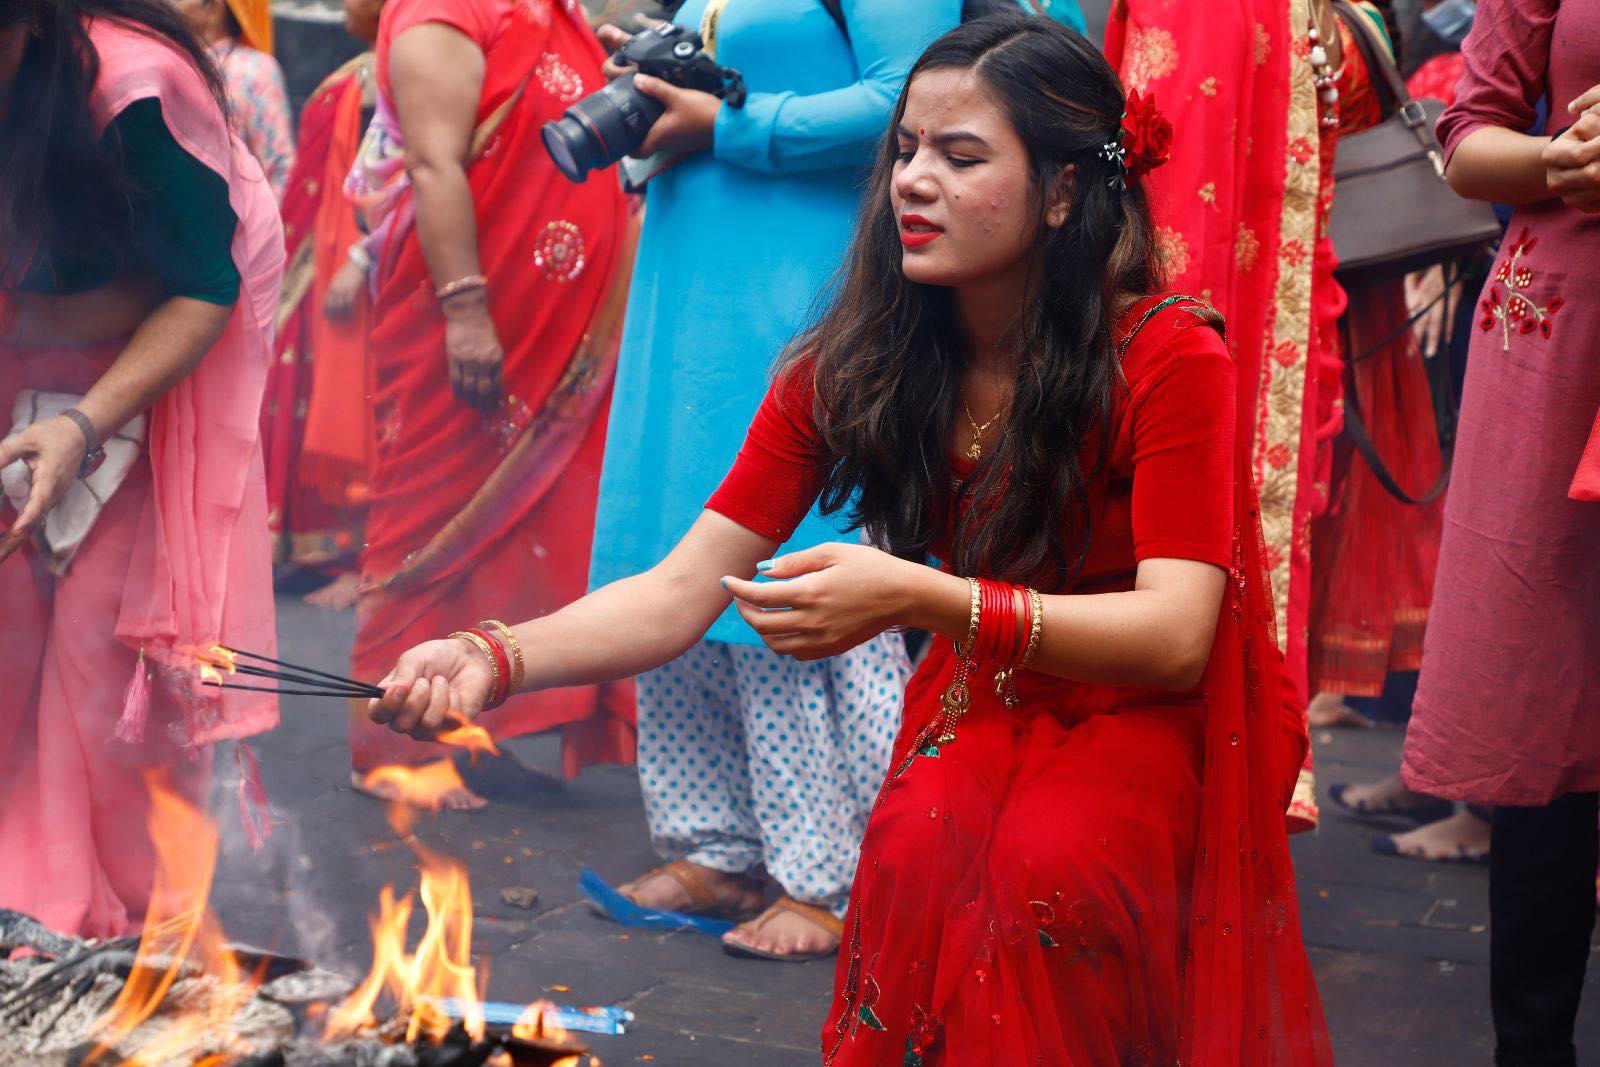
0 19 282 938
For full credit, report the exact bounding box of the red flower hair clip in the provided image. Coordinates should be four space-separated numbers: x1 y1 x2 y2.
1101 90 1174 189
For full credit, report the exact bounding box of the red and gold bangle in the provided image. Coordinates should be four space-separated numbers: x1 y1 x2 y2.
1018 588 1043 669
478 619 525 692
975 579 1004 664
957 576 980 657
451 629 507 709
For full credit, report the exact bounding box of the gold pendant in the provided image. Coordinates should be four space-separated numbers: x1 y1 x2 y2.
965 440 983 462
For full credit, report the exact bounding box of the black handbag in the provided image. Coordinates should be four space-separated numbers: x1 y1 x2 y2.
1327 1 1500 282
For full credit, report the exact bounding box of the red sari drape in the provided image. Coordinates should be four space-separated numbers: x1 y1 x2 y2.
350 0 634 775
1309 23 1446 696
707 297 1332 1066
1106 0 1341 831
264 54 373 569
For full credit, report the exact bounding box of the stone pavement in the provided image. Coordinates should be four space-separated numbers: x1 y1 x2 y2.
208 594 1600 1066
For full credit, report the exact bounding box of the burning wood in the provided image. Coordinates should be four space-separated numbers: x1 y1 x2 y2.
0 767 590 1067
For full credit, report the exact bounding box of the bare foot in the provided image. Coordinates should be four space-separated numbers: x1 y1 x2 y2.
722 901 841 960
1307 691 1372 728
304 572 362 611
616 861 763 916
349 770 487 812
1332 775 1448 818
1378 808 1491 863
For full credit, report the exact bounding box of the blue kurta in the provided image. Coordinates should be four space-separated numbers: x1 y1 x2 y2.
590 0 960 644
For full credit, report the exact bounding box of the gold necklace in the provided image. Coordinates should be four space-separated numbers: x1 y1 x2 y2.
961 395 1005 461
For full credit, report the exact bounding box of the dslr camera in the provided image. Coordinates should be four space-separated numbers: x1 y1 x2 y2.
542 24 747 184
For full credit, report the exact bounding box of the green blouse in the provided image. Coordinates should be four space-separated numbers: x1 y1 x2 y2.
19 98 241 304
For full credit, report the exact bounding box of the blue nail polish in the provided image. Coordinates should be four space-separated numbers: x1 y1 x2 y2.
756 560 775 573
719 578 729 590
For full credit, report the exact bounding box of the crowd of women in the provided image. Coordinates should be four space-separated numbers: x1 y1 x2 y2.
0 0 1595 1062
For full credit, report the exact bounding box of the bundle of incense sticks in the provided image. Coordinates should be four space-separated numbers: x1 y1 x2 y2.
200 646 383 699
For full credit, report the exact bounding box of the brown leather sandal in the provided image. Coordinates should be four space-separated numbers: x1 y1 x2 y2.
591 859 765 921
721 896 843 962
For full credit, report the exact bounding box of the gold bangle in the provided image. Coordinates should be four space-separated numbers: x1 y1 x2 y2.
449 629 500 702
479 619 524 691
1018 588 1043 669
958 576 980 658
435 274 488 301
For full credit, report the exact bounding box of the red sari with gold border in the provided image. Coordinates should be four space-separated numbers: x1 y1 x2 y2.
706 297 1331 1066
349 0 634 774
263 53 374 571
1106 0 1342 831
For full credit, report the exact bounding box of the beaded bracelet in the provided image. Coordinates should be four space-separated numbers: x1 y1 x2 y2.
478 619 525 692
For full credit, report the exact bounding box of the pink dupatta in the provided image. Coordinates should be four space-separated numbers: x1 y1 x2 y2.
87 19 283 745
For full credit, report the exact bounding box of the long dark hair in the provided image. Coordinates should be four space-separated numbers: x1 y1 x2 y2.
791 14 1161 588
0 0 226 288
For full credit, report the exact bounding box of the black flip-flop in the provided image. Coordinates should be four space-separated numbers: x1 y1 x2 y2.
1328 783 1455 825
1370 833 1489 866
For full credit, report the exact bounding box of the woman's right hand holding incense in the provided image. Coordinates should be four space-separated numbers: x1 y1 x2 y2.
370 637 496 736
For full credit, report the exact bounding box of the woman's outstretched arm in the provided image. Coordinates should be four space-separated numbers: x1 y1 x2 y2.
724 545 1223 692
369 511 778 735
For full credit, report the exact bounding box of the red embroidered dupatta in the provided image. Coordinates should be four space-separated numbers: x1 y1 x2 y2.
1106 0 1333 830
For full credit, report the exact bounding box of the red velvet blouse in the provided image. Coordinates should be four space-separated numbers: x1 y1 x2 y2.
707 295 1238 595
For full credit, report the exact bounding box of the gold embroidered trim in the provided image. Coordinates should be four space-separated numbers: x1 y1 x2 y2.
275 239 317 336
1254 0 1320 648
1288 766 1319 829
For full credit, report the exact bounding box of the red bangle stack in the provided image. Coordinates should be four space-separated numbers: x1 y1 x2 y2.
974 578 1028 666
464 626 512 709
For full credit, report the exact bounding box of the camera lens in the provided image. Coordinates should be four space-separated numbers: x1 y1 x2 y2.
541 73 668 183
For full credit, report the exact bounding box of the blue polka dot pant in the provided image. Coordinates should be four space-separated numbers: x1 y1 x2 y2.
635 633 910 916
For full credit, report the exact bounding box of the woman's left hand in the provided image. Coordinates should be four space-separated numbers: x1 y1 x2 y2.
631 74 721 159
0 415 89 561
723 543 918 661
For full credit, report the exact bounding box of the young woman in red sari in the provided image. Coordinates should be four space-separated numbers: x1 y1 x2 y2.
261 0 381 610
347 0 636 806
368 16 1332 1062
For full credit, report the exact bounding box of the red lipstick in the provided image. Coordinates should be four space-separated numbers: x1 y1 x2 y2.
900 213 944 249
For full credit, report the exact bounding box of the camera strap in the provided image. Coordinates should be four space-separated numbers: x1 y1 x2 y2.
700 0 733 57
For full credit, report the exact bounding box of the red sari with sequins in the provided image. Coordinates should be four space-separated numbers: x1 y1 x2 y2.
349 0 635 774
707 297 1332 1066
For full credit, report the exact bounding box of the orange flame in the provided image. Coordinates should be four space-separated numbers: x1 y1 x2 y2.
358 759 473 812
436 720 500 761
327 790 487 1043
85 769 258 1065
511 1003 578 1067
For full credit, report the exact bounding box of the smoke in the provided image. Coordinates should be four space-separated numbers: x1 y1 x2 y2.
207 741 339 969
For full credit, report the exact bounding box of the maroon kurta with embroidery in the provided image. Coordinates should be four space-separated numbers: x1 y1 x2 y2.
1401 0 1600 805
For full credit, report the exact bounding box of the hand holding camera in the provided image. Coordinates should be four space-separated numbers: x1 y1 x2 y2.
542 23 747 183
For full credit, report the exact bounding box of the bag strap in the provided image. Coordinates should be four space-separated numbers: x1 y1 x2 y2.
1332 1 1448 176
1339 264 1462 506
1330 1 1406 116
